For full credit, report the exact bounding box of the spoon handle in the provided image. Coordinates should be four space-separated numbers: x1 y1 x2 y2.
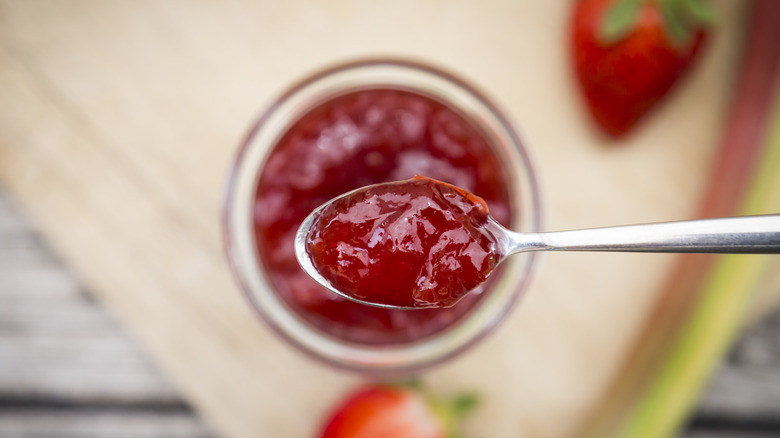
505 215 780 255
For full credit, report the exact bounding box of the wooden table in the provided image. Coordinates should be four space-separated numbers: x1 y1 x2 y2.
2 1 779 437
2 188 780 437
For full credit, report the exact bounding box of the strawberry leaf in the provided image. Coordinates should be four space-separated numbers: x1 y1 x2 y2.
450 393 479 417
435 392 479 438
682 0 718 26
599 0 644 44
661 0 695 46
661 0 717 47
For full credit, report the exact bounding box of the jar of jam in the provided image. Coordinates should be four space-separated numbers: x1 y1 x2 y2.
223 59 541 374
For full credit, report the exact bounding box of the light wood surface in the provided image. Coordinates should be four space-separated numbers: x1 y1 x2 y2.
0 1 777 437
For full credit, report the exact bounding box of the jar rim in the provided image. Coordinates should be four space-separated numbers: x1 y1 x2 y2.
222 58 543 376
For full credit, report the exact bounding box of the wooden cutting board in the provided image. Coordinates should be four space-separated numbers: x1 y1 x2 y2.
0 1 770 437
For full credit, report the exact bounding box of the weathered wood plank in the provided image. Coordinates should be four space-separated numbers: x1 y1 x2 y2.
684 432 778 438
694 310 780 420
0 190 182 403
0 410 216 438
0 189 216 436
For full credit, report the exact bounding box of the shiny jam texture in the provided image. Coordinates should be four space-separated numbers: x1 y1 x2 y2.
253 89 512 344
307 176 502 308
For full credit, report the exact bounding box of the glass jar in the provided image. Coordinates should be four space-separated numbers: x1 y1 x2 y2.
222 59 541 376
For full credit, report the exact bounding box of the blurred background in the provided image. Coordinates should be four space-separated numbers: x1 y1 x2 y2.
1 1 779 437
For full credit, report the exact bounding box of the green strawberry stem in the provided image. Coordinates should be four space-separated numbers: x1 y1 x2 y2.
581 1 780 436
600 0 644 43
428 392 478 438
388 379 478 438
600 0 717 45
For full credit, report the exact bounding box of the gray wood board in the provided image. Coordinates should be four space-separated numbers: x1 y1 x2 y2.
0 190 216 437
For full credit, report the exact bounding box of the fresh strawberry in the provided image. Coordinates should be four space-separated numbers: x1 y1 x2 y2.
570 0 715 138
318 384 476 438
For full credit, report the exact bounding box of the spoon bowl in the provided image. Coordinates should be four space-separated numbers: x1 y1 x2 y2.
294 190 420 310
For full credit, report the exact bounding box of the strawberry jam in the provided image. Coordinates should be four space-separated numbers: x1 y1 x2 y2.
306 176 503 308
253 88 512 344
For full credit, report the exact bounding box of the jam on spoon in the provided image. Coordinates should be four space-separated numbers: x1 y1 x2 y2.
303 176 502 309
298 177 780 310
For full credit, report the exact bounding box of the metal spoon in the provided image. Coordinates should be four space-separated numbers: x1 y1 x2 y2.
295 192 780 310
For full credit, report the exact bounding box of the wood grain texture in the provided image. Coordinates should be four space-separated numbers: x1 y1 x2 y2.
0 1 776 437
695 310 780 421
0 190 216 437
0 411 214 438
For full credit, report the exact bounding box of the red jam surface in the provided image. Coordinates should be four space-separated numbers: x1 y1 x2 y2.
306 176 502 308
253 88 512 344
